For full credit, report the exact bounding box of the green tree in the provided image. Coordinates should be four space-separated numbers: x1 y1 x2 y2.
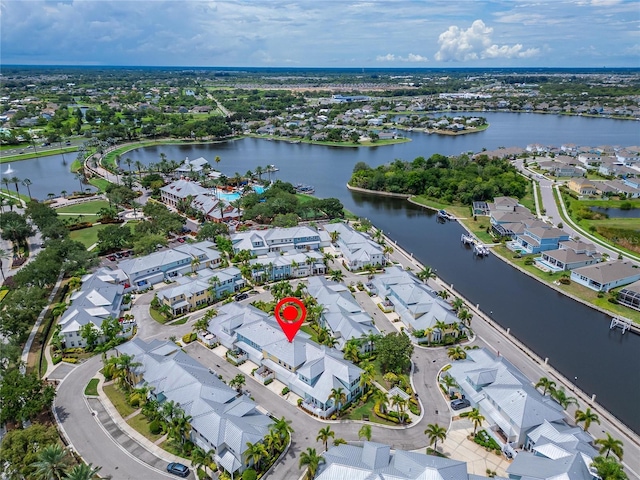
329 269 344 282
424 423 447 452
574 407 600 433
299 447 325 480
100 316 122 344
244 441 268 471
229 373 246 392
591 456 627 479
30 443 70 480
330 387 347 412
447 346 467 360
0 369 56 425
316 426 335 451
196 221 229 240
416 266 436 283
551 387 578 409
63 462 102 480
373 388 389 414
467 408 485 436
375 332 414 374
133 233 167 255
79 323 100 351
535 377 557 395
0 424 60 479
0 211 35 252
390 393 407 424
595 433 624 460
96 224 132 253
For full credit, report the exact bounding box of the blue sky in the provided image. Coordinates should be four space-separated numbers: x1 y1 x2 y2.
1 0 638 67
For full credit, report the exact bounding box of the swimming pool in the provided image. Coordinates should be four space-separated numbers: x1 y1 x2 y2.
215 185 265 202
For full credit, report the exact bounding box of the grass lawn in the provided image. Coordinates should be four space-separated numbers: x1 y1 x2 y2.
70 224 110 248
126 412 164 443
159 439 190 459
103 383 136 418
89 178 113 192
300 324 319 343
150 307 170 324
56 200 110 215
410 196 471 219
458 217 496 244
344 391 397 426
84 378 99 396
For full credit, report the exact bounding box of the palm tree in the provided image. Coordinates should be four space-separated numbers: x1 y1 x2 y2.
358 424 372 441
447 346 467 360
125 157 133 173
457 308 472 327
467 408 485 435
193 316 209 334
316 426 335 451
359 361 375 393
590 455 627 479
299 447 325 480
191 256 201 273
31 444 69 480
595 433 624 460
383 371 398 387
373 388 389 414
551 387 578 409
214 155 221 169
329 269 344 282
391 394 407 424
343 340 361 363
330 387 347 413
424 423 447 452
383 245 394 261
441 375 459 396
417 266 436 283
135 160 145 180
2 177 11 193
162 399 180 422
74 172 84 193
437 290 450 301
535 377 557 395
10 176 21 197
22 178 32 199
451 297 464 312
575 407 600 432
0 248 9 282
329 230 340 244
190 445 208 477
63 463 102 480
271 416 294 443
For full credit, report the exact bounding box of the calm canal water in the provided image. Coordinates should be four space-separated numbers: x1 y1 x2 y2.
10 112 640 433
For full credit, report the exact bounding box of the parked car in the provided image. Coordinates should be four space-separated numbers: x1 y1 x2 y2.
167 462 190 478
177 237 186 243
235 292 249 301
450 398 470 410
107 255 116 261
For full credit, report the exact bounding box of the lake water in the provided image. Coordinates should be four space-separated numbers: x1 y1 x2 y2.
8 112 640 433
590 206 640 219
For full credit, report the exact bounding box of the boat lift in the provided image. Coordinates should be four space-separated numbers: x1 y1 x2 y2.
609 317 631 334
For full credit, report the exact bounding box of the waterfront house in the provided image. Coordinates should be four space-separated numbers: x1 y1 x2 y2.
570 261 640 292
618 280 640 311
174 156 209 177
536 240 601 272
568 178 597 196
513 226 570 254
507 420 598 480
115 338 272 477
230 226 326 256
58 268 132 348
316 442 489 480
306 276 379 351
160 179 239 222
160 178 209 207
206 303 363 418
323 222 385 271
445 348 565 448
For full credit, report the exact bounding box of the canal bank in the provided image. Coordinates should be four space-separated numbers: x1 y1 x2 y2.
381 228 640 478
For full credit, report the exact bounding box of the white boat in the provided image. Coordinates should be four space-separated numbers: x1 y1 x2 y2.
266 164 279 172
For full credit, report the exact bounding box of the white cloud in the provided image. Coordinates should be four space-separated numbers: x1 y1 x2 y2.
434 19 539 62
376 53 428 62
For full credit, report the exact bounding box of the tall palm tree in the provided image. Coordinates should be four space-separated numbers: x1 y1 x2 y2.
467 408 485 435
359 361 375 393
416 266 436 283
316 426 335 451
255 165 263 181
535 377 557 395
299 447 325 480
424 423 447 452
451 297 464 312
457 308 473 327
162 399 180 422
329 269 344 282
74 172 84 193
22 178 32 199
373 388 389 414
135 160 145 180
330 387 347 412
358 424 372 441
190 445 208 477
551 387 578 410
63 463 102 480
0 248 9 282
271 416 294 443
245 441 268 470
437 290 450 301
9 176 21 197
2 177 11 193
590 455 627 479
595 433 624 460
329 230 340 244
125 157 132 173
391 394 407 424
343 340 361 363
441 375 459 396
575 407 600 432
30 444 69 480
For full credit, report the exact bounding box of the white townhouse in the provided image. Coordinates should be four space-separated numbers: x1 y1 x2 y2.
230 226 328 256
306 276 379 351
248 251 326 282
116 338 272 477
370 266 460 341
118 241 221 290
58 268 133 348
206 303 363 418
445 348 565 448
323 222 385 270
317 442 494 480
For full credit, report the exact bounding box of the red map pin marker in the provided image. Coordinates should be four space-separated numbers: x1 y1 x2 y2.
274 297 306 342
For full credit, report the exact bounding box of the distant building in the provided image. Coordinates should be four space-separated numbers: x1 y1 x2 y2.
323 223 385 270
230 226 327 256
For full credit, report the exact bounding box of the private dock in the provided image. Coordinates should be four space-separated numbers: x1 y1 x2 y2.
609 317 632 334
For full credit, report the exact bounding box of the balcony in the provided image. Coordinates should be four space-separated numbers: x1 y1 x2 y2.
226 349 248 366
253 366 275 384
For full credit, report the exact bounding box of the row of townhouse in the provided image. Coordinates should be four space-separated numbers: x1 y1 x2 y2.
568 178 640 198
115 338 272 477
117 240 222 290
369 266 462 342
160 179 240 222
444 348 602 480
206 303 363 418
323 222 386 270
58 268 134 348
156 266 245 316
306 276 379 351
248 251 326 282
231 225 330 255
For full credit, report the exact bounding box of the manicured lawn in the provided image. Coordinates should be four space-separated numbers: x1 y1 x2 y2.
344 392 396 426
159 439 190 459
126 412 164 442
56 200 110 215
89 178 113 192
150 307 170 324
410 196 470 219
84 378 99 396
103 383 136 418
69 224 110 248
